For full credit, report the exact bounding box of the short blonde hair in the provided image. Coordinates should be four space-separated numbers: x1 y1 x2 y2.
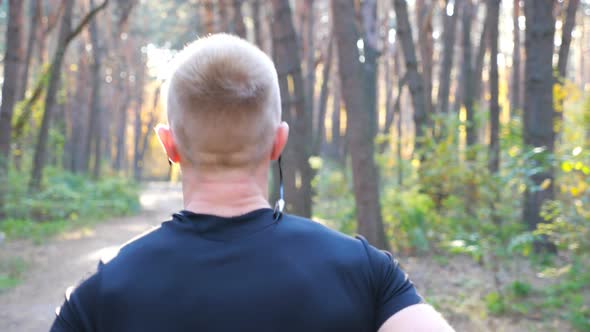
166 34 280 170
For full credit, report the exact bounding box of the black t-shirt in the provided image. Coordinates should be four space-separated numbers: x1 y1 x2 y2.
51 209 422 331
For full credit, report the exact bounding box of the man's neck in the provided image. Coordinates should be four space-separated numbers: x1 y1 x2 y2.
180 165 271 218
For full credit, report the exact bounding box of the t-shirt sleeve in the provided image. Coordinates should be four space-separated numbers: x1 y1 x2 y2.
357 236 423 329
50 272 100 332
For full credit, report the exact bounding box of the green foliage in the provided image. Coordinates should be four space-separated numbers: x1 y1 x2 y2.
311 53 590 332
509 280 533 298
381 187 437 253
312 161 356 234
1 168 140 241
0 257 26 293
485 291 506 315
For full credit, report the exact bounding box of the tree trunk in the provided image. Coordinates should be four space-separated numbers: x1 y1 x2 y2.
557 0 579 79
313 36 333 156
383 48 405 138
361 0 379 139
332 0 387 249
218 0 229 32
270 0 313 218
437 0 461 116
30 0 109 191
18 0 41 103
202 0 216 34
133 59 147 181
113 91 131 172
488 0 501 173
523 0 557 251
510 0 522 116
330 71 343 161
87 0 105 178
555 0 580 130
578 18 586 89
462 0 476 148
473 9 489 103
252 0 263 46
71 44 90 173
137 89 160 180
303 0 316 144
30 0 75 192
232 0 247 38
396 77 404 187
415 0 433 130
0 0 24 219
393 0 427 152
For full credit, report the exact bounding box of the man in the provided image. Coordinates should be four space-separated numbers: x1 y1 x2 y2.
51 34 454 331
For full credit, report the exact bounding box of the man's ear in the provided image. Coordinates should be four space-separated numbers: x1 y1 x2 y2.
155 124 181 164
270 121 289 161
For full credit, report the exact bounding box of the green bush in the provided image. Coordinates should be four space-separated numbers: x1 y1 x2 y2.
1 168 140 240
312 161 356 235
0 257 26 292
381 187 438 253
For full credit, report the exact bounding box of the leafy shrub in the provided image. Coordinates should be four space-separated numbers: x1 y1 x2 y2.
1 168 140 240
0 257 26 292
381 187 438 253
312 161 356 235
485 291 506 315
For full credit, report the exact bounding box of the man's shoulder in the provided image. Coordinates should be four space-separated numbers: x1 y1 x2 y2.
97 222 169 267
280 214 357 240
278 214 369 259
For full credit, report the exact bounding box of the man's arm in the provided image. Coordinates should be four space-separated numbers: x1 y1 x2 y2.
50 272 100 331
378 304 455 332
356 236 454 332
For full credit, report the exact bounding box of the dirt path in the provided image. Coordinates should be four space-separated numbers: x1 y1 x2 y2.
0 183 571 332
0 183 183 332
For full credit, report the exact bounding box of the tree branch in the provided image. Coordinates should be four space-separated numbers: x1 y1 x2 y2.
65 0 109 45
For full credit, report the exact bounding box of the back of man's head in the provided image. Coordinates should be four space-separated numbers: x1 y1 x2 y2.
165 34 281 171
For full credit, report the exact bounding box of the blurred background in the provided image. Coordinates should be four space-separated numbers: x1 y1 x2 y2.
0 0 589 331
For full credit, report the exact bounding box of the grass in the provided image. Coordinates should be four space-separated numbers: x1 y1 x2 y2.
1 219 73 244
0 257 26 293
0 170 142 291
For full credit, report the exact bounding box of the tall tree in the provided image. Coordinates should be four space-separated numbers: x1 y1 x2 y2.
29 0 109 191
232 0 247 38
85 0 105 177
270 0 313 218
218 0 229 32
416 0 434 128
303 0 316 140
437 0 461 116
392 0 427 152
0 0 25 219
18 0 41 103
71 43 91 173
473 6 489 103
462 0 476 147
557 0 580 79
361 0 379 138
510 0 522 115
488 0 501 173
555 0 580 130
523 0 557 250
313 36 333 156
30 0 76 192
332 0 387 249
329 67 345 162
202 0 216 34
251 0 263 47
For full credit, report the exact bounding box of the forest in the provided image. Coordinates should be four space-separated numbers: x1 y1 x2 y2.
0 0 589 331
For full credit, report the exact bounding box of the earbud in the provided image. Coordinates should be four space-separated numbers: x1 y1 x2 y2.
273 156 285 221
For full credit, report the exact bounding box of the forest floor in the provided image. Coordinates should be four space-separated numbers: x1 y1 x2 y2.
0 183 572 332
